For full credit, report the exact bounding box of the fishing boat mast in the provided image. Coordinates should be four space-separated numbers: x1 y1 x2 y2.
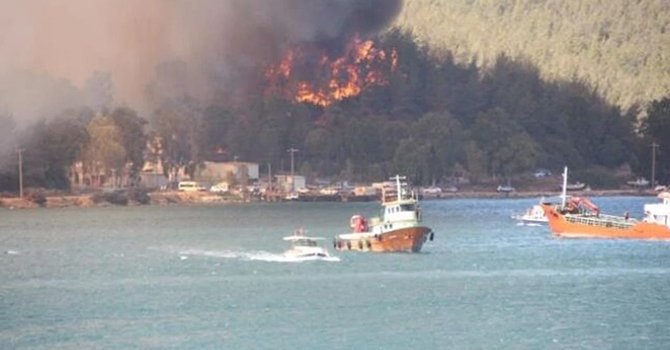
393 175 406 202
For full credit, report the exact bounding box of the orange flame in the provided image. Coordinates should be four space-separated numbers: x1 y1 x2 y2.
266 37 397 107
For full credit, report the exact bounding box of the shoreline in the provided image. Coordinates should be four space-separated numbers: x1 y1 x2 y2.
0 188 659 210
423 189 658 200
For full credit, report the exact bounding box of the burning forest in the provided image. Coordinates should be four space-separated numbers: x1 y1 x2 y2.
1 0 658 195
265 36 398 107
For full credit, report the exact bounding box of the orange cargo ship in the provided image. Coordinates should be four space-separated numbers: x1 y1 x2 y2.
542 193 670 239
541 167 670 239
333 175 434 252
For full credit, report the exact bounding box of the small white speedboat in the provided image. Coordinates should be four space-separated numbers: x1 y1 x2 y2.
512 204 548 224
282 229 336 261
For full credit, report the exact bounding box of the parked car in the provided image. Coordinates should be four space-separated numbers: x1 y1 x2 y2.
161 181 179 191
497 185 515 193
210 182 230 193
444 185 459 193
533 169 552 178
421 186 443 197
178 181 199 192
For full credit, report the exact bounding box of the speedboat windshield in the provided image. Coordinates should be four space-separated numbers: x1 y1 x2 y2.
293 239 317 247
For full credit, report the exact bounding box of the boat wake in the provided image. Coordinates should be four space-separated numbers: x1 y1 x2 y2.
516 222 543 227
176 248 340 263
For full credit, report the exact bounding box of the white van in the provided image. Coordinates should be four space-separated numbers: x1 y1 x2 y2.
178 181 199 192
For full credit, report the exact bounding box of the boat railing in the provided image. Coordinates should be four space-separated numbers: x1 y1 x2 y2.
564 213 636 229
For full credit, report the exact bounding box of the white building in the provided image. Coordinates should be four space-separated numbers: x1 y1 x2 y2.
275 174 306 193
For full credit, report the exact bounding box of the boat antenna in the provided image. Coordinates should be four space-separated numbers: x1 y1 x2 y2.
561 166 568 209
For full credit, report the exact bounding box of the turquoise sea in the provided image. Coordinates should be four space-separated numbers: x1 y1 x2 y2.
2 197 670 349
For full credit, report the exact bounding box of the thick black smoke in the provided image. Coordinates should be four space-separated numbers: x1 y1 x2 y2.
224 0 402 58
190 0 404 104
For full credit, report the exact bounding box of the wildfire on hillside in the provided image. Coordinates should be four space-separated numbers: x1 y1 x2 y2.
265 36 398 107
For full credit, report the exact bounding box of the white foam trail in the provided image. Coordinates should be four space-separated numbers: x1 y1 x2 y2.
6 250 20 255
177 248 340 263
516 222 543 227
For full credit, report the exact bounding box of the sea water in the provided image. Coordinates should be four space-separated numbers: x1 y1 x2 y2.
1 197 669 349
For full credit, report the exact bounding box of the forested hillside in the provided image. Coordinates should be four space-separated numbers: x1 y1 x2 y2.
396 0 670 110
2 2 670 193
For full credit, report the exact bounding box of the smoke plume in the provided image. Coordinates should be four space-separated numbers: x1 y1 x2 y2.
0 0 403 126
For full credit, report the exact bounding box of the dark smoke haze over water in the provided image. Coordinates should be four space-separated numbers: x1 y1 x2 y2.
0 0 403 128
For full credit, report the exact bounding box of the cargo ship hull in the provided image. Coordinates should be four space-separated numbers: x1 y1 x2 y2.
542 204 670 240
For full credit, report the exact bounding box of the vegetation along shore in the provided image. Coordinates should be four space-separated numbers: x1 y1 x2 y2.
0 187 660 211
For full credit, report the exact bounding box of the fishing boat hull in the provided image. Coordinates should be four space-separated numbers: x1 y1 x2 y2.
333 226 433 253
542 204 670 240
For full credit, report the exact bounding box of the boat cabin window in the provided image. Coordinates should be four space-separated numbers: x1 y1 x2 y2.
385 204 416 215
400 204 415 212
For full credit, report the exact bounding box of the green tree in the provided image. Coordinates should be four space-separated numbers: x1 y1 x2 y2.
463 140 487 183
152 102 201 180
392 138 429 184
380 28 431 120
110 107 147 185
410 111 467 184
472 108 539 178
81 115 126 187
13 114 89 191
0 112 18 191
200 106 234 159
640 97 670 183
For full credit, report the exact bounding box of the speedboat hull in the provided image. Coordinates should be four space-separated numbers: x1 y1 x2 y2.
512 215 548 224
334 226 433 253
512 204 548 224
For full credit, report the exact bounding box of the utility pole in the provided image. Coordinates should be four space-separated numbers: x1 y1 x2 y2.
153 146 160 189
111 168 116 189
267 162 272 201
233 155 239 183
651 142 659 188
286 148 299 193
16 148 24 198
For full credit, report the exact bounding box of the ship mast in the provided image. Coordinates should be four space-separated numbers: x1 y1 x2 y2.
391 175 406 202
561 166 568 209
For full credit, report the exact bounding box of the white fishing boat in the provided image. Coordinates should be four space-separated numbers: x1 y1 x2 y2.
333 175 434 253
282 229 335 260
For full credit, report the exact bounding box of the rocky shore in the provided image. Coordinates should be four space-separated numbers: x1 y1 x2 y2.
0 188 659 210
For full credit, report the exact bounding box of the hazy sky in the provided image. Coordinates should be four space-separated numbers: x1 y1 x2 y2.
0 0 211 121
